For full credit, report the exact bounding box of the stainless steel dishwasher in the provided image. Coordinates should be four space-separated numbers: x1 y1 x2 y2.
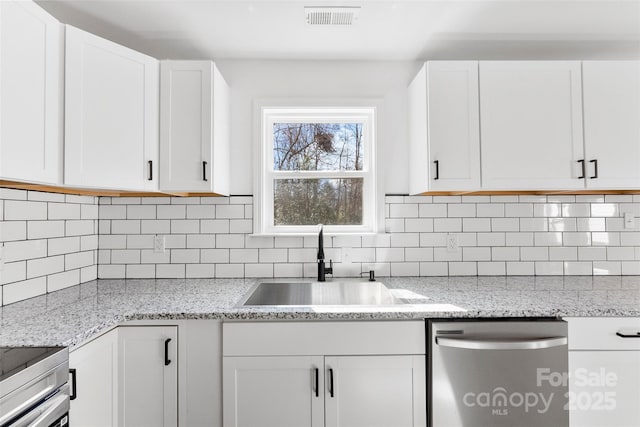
427 319 569 427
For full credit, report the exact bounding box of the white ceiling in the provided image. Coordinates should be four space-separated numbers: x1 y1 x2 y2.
37 0 640 60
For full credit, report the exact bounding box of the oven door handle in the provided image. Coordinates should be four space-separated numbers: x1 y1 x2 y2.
435 336 567 350
9 387 69 427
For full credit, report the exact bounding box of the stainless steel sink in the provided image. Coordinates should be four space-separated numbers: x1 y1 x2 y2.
238 281 402 307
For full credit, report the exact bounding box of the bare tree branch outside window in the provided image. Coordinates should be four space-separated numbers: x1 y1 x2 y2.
272 123 364 226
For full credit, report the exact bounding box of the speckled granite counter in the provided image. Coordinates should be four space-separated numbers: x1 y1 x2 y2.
1 276 639 347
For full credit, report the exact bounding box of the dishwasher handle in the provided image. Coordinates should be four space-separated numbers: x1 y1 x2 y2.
436 336 567 350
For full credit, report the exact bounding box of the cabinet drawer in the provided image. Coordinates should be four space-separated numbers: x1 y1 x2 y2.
566 317 640 350
223 321 425 356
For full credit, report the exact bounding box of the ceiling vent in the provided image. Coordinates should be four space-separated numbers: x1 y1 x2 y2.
305 6 360 26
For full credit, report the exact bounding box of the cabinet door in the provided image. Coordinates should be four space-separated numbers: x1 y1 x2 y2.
160 61 230 194
69 329 118 426
583 61 640 189
222 356 324 427
65 25 158 191
0 0 62 184
409 61 480 193
479 61 585 190
324 355 426 427
569 351 640 427
118 326 177 427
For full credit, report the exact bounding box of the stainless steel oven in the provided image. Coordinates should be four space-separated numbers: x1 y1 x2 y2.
427 318 569 427
0 347 69 427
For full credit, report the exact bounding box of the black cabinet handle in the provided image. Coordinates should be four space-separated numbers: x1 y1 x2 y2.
314 367 319 397
434 160 439 180
616 331 640 338
590 159 598 179
577 159 585 179
329 368 334 398
148 160 153 181
69 368 77 400
164 338 172 366
202 161 208 182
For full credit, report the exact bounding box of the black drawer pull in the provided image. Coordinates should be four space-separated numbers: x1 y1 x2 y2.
590 159 598 179
577 159 585 179
69 368 77 400
329 368 334 398
314 367 319 397
616 331 640 338
202 161 208 181
434 160 439 180
148 160 153 181
164 338 172 365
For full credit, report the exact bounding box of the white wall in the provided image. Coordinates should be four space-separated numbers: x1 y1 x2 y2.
216 60 420 195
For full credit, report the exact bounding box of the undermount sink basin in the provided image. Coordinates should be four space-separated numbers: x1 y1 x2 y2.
238 281 402 307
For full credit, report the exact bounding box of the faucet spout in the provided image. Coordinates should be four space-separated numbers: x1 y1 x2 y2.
317 224 332 281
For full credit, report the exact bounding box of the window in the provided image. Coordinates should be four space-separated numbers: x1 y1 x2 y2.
255 106 377 234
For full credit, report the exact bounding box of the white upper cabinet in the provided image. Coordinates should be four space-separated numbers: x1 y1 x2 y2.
582 61 640 189
0 0 62 185
160 61 230 194
409 61 481 194
479 61 585 190
64 25 159 191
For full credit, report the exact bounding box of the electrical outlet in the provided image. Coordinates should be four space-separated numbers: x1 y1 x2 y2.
446 233 459 253
153 235 165 253
342 247 352 264
624 212 636 229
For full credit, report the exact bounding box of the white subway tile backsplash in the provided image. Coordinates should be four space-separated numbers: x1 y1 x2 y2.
28 221 65 239
620 232 640 246
48 203 80 220
186 205 216 219
433 218 462 232
216 204 245 219
126 235 153 249
564 262 593 275
593 261 622 275
2 261 26 284
535 232 563 246
140 250 170 264
592 232 619 246
478 261 506 276
156 264 186 278
165 235 186 249
520 218 548 232
433 248 462 262
390 203 418 218
127 205 156 219
47 270 80 292
578 247 607 261
171 249 200 264
549 247 577 261
390 262 420 276
100 205 127 219
621 261 640 275
259 248 288 263
420 262 448 276
449 262 477 276
65 251 94 270
171 197 201 205
491 218 519 232
548 218 576 232
390 233 419 248
506 232 534 247
476 203 505 218
230 219 253 234
80 205 99 220
157 205 186 219
506 262 535 275
376 247 405 262
244 263 274 278
534 204 561 217
492 247 520 261
186 234 216 248
420 233 446 247
186 264 215 278
419 204 447 218
171 220 200 234
200 196 229 205
230 249 259 263
27 255 64 279
477 232 505 247
385 218 404 233
201 249 230 264
111 249 141 264
607 247 635 261
4 240 47 262
3 277 47 305
126 264 156 279
111 220 141 235
505 203 533 217
404 247 433 262
463 247 491 261
273 263 301 278
405 218 434 233
66 220 95 236
590 203 619 217
521 247 549 261
448 204 476 217
362 233 390 248
141 220 170 234
0 221 27 242
463 218 491 232
5 201 48 221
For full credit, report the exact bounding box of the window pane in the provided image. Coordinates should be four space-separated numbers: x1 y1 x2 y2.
273 123 363 171
274 179 363 226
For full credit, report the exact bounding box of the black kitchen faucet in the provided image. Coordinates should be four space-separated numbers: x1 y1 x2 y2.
317 225 333 282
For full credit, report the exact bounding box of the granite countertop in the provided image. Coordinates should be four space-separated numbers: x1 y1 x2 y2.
1 276 639 347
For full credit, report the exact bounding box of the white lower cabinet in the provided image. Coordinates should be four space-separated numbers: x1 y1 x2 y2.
69 321 221 427
69 328 118 426
222 321 426 427
566 317 640 427
118 326 178 427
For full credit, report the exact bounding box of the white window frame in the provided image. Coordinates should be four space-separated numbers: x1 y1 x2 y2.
254 101 379 235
